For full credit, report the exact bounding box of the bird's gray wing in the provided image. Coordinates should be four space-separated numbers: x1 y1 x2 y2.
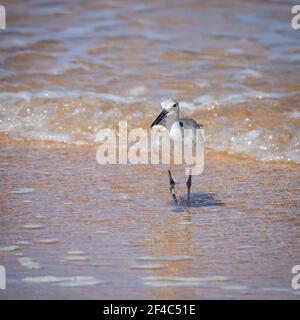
178 118 204 146
179 118 203 129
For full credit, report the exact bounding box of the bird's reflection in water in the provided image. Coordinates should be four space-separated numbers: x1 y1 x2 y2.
142 192 224 298
143 206 202 299
144 214 197 299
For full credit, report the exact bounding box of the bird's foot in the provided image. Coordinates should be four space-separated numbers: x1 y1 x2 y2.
170 185 178 203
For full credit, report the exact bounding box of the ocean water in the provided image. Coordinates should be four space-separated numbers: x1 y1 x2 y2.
0 0 299 163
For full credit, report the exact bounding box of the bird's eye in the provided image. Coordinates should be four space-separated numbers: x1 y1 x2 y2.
173 104 177 108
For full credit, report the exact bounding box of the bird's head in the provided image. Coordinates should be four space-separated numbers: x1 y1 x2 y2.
151 99 179 128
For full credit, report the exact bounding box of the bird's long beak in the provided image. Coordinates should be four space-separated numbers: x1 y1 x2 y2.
150 109 168 128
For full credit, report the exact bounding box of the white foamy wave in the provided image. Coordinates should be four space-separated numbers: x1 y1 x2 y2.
206 123 300 164
0 89 299 164
0 89 147 145
0 90 145 104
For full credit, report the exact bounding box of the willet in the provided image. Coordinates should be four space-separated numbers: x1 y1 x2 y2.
151 99 203 206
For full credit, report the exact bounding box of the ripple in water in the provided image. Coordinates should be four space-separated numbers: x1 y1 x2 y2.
11 188 36 194
36 238 59 244
142 275 229 287
0 245 20 252
18 257 41 270
22 276 104 287
22 223 44 230
136 255 193 261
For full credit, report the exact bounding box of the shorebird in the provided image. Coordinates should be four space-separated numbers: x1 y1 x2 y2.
150 99 203 206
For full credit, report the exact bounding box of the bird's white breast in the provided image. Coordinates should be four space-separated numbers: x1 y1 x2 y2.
169 121 182 142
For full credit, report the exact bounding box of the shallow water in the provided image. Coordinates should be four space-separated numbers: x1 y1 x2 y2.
0 0 299 163
0 141 299 299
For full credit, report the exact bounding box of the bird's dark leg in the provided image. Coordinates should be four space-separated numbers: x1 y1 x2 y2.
186 174 192 206
168 170 177 203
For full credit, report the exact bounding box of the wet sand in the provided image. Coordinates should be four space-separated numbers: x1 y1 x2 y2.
0 138 299 299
